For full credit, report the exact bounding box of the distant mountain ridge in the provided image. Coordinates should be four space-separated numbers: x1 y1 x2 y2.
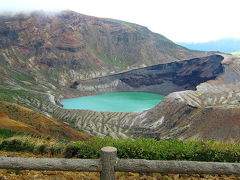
178 38 240 53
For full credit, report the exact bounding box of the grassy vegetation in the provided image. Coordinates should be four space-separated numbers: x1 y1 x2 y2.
0 89 41 101
0 89 49 107
64 138 240 162
8 69 35 83
0 129 65 155
0 130 239 163
0 129 27 139
0 129 35 152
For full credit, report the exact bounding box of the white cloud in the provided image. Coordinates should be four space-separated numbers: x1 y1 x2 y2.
0 0 240 42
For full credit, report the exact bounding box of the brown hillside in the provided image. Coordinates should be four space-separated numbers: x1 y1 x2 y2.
0 110 39 134
0 101 90 141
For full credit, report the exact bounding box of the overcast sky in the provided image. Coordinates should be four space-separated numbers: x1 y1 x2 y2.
1 0 240 42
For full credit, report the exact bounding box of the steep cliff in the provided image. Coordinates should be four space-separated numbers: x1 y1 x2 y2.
71 55 224 95
137 54 240 142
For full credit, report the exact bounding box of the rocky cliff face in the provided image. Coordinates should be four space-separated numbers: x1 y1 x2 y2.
71 55 224 95
137 54 240 142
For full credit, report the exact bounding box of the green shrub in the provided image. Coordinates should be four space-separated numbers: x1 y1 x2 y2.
34 144 48 154
49 143 65 155
0 139 35 152
0 135 240 163
0 129 27 139
63 138 240 163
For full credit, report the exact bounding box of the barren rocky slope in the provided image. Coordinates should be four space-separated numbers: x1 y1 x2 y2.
139 53 240 142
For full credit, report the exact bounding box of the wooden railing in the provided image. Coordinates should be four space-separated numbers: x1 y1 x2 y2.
0 146 240 180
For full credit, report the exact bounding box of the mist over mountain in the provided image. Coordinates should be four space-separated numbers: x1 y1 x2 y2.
177 38 240 53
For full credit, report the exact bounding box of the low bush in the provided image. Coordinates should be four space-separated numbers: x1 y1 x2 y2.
0 132 65 155
34 144 48 154
0 139 34 152
49 143 65 155
63 138 240 162
0 129 27 139
0 135 239 163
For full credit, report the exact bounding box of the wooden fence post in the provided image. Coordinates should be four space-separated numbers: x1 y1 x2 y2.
100 146 117 180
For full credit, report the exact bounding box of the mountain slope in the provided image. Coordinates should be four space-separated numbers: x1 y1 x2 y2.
0 10 208 91
0 110 39 135
138 53 240 142
0 101 90 141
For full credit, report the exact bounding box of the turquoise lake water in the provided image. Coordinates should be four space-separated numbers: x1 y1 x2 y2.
61 92 165 112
